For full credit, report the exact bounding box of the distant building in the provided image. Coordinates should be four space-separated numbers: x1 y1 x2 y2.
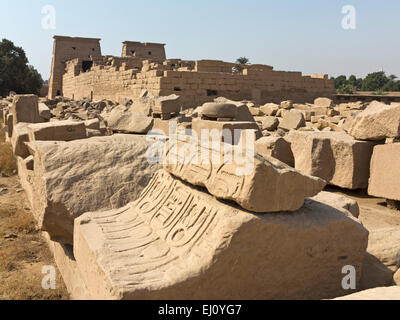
48 35 335 106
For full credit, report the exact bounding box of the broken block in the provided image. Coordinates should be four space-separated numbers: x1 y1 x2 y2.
163 138 325 212
28 120 87 142
23 134 161 244
287 131 377 189
74 170 368 300
11 94 42 124
368 143 400 201
348 101 400 141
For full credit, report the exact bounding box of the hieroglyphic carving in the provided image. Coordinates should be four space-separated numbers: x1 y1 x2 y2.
89 170 220 289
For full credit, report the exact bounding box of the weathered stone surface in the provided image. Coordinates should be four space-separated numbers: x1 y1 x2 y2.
314 97 333 108
74 170 368 300
191 118 261 144
28 120 87 142
23 134 161 244
38 103 52 120
334 286 400 300
43 232 91 300
279 109 306 131
255 136 294 167
153 94 181 114
368 143 400 201
84 118 100 130
10 122 30 158
280 100 293 110
259 116 279 131
367 227 400 268
359 253 396 290
260 103 279 116
164 139 325 212
348 101 400 140
105 105 154 133
312 191 360 218
287 131 377 189
202 102 238 119
11 94 42 124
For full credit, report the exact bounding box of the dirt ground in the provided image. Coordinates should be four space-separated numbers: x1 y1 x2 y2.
0 174 69 300
326 186 400 231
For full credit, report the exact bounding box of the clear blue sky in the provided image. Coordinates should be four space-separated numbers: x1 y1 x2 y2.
1 0 399 80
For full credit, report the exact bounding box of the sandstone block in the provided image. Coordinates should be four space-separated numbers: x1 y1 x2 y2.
28 120 87 142
280 100 293 109
38 103 52 120
279 109 306 131
255 136 294 167
348 101 400 140
312 191 360 218
105 105 154 134
368 143 400 201
260 103 279 116
202 102 238 119
192 118 261 145
164 139 325 212
259 116 279 131
11 94 42 124
314 97 334 108
10 122 30 158
23 134 161 244
74 170 368 300
287 131 377 189
153 94 181 114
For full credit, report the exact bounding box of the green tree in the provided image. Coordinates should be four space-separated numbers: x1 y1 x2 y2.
0 38 43 96
333 75 347 89
233 57 250 73
361 71 389 91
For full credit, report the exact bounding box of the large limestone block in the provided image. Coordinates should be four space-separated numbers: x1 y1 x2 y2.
191 118 261 145
279 109 306 131
10 122 30 158
259 116 279 131
260 103 279 116
359 253 396 290
348 101 400 140
24 134 161 244
43 232 91 300
163 139 325 212
314 97 334 108
153 94 181 114
333 287 400 300
368 143 400 201
255 136 294 167
287 131 377 189
11 94 41 124
74 170 368 300
312 191 360 218
28 120 87 142
367 227 400 268
202 102 238 119
105 105 154 134
38 103 51 120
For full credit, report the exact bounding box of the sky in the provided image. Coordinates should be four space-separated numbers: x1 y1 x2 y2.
1 0 399 80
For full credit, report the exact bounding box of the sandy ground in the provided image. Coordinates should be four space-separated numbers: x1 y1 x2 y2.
326 186 400 231
0 175 69 300
0 172 398 300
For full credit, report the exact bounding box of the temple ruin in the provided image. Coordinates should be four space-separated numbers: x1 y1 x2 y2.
48 36 335 106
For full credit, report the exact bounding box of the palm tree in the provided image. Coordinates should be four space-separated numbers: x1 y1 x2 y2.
233 57 250 73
